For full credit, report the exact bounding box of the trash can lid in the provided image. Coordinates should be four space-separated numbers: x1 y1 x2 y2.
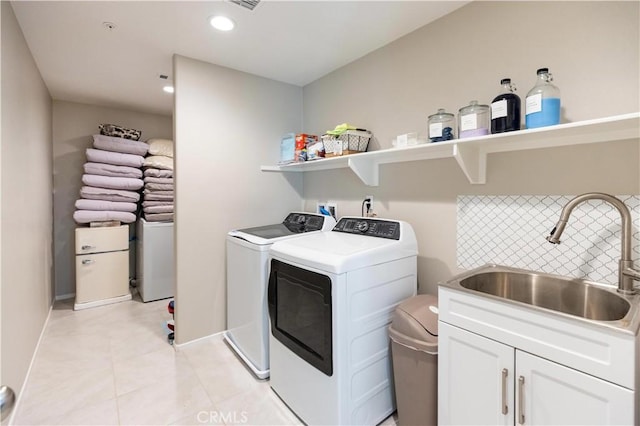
389 294 438 350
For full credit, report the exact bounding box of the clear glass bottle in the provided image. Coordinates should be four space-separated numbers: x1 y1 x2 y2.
458 100 490 139
491 78 521 134
428 108 455 142
525 68 561 128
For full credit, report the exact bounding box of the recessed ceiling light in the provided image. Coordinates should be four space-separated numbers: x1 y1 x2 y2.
163 85 174 94
209 15 235 31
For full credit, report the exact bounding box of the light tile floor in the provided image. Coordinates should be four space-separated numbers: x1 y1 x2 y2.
13 294 398 426
12 294 302 425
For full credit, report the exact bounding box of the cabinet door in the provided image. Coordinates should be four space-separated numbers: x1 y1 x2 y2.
516 350 634 425
439 322 514 425
75 225 128 254
76 250 129 303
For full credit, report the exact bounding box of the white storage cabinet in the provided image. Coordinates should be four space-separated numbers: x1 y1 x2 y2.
439 322 633 425
75 225 131 310
438 287 636 425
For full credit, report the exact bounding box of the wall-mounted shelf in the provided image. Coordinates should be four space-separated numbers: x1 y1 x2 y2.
261 113 640 186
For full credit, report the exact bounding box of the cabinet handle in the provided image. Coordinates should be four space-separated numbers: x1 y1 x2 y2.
518 376 525 425
501 368 508 415
81 245 95 250
81 259 95 265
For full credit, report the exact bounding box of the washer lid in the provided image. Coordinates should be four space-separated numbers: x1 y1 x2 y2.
232 223 299 240
228 212 335 245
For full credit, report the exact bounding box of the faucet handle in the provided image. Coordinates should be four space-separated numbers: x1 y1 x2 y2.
623 267 640 282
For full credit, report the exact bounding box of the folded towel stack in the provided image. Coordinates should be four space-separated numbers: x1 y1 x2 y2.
141 138 174 222
73 127 148 225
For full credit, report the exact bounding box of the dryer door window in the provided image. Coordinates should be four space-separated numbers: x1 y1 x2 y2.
268 259 333 376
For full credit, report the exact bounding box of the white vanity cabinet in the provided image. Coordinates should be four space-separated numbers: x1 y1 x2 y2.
438 287 637 425
439 322 513 425
439 322 633 425
74 225 131 310
517 349 632 425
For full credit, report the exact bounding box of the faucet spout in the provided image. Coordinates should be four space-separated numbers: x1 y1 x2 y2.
546 192 639 295
546 222 567 244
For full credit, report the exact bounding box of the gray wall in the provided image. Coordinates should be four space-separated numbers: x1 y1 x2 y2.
173 55 303 344
1 0 53 401
7 0 636 353
52 101 172 298
301 1 640 294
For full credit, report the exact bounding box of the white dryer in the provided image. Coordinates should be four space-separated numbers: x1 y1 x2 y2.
267 217 418 425
224 212 335 379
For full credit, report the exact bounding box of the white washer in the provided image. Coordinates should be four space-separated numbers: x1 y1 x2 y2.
223 212 336 379
268 217 418 425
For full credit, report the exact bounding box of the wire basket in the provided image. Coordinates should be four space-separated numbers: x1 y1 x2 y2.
322 130 372 157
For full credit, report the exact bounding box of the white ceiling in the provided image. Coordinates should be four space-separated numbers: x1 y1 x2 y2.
11 1 469 116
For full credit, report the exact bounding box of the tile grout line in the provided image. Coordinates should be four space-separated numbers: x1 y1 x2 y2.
110 333 122 426
181 341 224 425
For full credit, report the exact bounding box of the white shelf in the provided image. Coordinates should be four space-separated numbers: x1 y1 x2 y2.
261 113 640 186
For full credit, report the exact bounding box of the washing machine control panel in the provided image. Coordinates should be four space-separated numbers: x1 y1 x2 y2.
283 213 325 232
333 218 400 240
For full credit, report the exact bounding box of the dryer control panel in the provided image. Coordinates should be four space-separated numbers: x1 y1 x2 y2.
333 218 400 240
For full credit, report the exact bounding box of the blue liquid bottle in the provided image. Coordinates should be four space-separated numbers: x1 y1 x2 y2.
525 68 560 129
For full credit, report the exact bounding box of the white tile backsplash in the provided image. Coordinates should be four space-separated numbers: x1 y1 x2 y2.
457 195 640 286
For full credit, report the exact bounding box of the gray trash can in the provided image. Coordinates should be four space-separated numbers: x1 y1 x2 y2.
389 294 438 426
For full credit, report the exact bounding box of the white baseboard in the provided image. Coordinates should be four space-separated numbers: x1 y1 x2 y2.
73 293 132 311
8 302 54 425
54 292 75 301
173 330 225 350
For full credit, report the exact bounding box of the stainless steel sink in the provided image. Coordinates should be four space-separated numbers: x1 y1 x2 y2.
443 264 640 334
459 270 630 321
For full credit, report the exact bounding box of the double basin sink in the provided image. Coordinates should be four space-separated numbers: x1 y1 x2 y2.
443 264 640 334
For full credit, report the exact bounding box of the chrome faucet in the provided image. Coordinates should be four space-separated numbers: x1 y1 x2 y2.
546 192 640 295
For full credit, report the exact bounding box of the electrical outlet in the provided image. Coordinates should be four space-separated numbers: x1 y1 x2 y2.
317 202 337 220
364 195 374 217
326 202 337 220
